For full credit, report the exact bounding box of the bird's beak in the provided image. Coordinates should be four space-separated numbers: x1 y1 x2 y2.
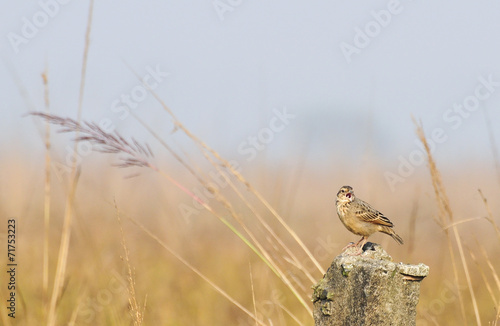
346 192 352 199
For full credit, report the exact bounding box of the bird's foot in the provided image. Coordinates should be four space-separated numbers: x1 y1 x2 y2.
350 247 364 256
342 242 356 251
343 245 364 256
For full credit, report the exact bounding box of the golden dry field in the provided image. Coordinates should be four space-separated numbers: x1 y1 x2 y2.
3 2 500 324
0 114 499 326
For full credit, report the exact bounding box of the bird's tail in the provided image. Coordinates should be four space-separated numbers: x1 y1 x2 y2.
381 227 404 245
391 232 404 245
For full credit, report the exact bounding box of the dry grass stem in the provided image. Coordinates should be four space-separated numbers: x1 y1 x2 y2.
115 200 146 325
442 217 487 230
277 302 304 326
477 189 500 242
200 147 317 284
466 245 498 306
195 175 313 314
482 108 500 187
127 110 207 183
136 79 324 275
33 109 314 317
407 187 419 257
42 69 51 305
31 113 298 310
76 0 94 122
128 216 267 326
68 296 84 326
415 119 481 326
475 240 500 293
46 168 80 326
249 263 258 326
46 2 94 324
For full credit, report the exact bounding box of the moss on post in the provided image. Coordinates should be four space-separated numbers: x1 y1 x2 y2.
312 243 429 326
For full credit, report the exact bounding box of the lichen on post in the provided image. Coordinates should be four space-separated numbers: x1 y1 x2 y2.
312 243 429 326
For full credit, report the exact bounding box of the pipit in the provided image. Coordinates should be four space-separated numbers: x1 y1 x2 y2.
336 185 403 255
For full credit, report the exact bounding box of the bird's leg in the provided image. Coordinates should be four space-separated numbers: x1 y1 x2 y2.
354 236 365 247
352 237 368 256
342 236 364 251
342 242 355 251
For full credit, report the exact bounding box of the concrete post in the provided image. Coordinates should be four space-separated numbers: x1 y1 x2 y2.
312 243 429 326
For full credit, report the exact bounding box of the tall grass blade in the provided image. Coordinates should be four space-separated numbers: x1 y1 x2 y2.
414 118 481 326
46 1 94 324
129 217 267 326
41 69 51 306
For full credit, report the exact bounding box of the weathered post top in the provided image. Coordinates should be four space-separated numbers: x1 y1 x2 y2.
312 243 429 326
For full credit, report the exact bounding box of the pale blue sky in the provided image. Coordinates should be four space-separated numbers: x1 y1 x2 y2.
2 1 500 179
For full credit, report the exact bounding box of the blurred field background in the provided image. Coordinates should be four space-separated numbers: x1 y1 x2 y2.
0 112 500 325
2 1 500 325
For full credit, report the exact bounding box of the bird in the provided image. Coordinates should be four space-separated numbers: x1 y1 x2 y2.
336 185 403 255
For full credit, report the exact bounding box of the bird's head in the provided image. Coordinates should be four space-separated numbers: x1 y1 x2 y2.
337 185 354 203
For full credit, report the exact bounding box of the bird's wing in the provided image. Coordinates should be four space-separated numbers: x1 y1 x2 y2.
353 200 394 227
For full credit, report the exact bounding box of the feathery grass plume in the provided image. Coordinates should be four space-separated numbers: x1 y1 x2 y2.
136 78 324 276
115 200 146 326
31 110 303 320
29 112 155 169
414 118 481 326
126 69 319 313
121 68 320 316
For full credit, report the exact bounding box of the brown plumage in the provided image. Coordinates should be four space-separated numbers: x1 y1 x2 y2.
336 185 403 255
